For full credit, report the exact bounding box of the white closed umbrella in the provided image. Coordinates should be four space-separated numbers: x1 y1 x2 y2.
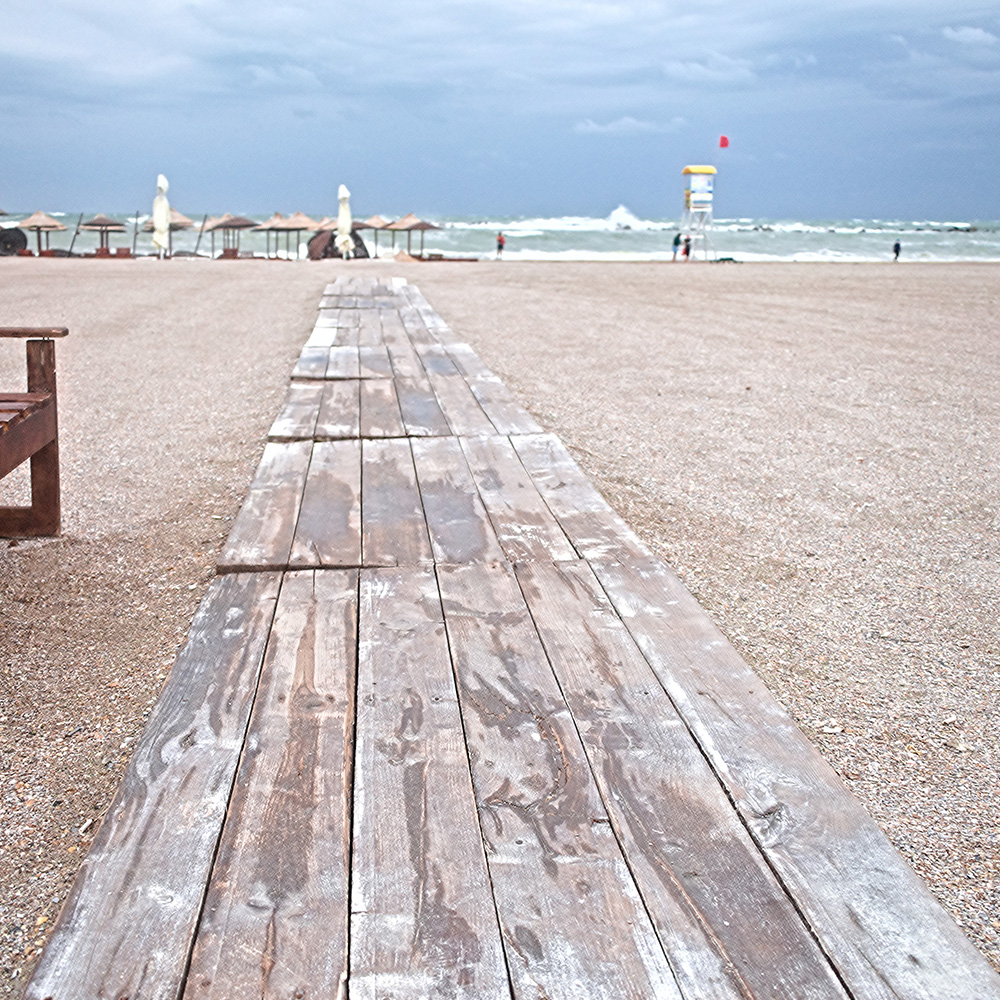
336 184 353 258
152 174 170 256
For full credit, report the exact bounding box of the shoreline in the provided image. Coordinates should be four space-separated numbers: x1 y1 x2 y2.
1 259 997 992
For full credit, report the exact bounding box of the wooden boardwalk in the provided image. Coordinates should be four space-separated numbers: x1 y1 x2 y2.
28 278 1000 1000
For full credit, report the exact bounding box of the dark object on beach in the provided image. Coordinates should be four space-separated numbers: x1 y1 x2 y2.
0 228 28 256
0 326 69 536
893 240 901 261
307 229 369 260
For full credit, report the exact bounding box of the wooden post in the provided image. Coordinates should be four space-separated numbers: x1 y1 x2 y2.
25 338 61 534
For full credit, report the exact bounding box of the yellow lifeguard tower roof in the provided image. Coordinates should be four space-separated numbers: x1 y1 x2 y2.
682 165 717 175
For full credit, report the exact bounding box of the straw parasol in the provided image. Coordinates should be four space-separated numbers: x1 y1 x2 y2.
253 213 286 258
354 215 392 254
80 213 126 252
18 211 67 254
203 214 258 257
385 213 441 256
269 211 319 260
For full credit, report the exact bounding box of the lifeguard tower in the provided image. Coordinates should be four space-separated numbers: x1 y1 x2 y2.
681 165 716 260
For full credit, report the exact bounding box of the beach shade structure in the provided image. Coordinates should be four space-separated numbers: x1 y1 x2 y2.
80 214 127 256
203 214 258 258
17 212 67 254
253 213 286 259
269 211 319 260
385 213 441 256
354 215 392 254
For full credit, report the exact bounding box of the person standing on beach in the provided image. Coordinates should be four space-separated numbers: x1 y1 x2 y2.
496 232 506 259
682 235 691 260
672 232 682 261
893 239 901 261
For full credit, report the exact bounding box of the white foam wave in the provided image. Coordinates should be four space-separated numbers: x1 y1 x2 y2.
445 205 673 234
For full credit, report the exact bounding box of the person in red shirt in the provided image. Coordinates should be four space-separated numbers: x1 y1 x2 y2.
496 232 506 259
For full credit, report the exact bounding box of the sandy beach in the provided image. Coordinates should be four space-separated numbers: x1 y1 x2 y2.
1 257 997 992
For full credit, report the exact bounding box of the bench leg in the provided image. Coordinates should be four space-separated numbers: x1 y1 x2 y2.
0 439 61 536
0 338 61 537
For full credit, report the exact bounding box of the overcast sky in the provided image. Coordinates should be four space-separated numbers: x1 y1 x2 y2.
2 1 998 219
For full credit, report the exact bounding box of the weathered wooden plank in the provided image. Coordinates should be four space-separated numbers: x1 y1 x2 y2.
402 286 460 344
384 339 425 379
361 438 432 566
592 556 1000 1000
305 324 338 347
415 342 460 376
327 345 361 379
511 432 652 562
268 381 324 442
468 375 543 435
316 380 361 440
291 346 329 381
357 309 383 347
378 309 410 347
395 377 452 438
436 562 684 999
218 441 312 572
358 344 393 379
397 303 434 345
461 435 576 562
184 571 357 1000
359 378 406 439
411 437 506 565
515 559 850 1000
425 371 497 436
27 573 282 1000
442 342 494 378
351 567 509 999
289 440 362 568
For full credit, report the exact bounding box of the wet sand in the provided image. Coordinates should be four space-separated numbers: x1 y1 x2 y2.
1 257 997 992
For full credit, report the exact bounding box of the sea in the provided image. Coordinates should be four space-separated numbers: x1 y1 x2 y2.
3 205 999 262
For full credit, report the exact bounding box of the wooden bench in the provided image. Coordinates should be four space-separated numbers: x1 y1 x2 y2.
0 327 68 536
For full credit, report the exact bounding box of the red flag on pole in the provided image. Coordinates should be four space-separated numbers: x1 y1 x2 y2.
719 135 729 148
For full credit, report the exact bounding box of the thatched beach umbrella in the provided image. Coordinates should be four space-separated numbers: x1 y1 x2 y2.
270 211 319 260
386 213 441 256
18 211 67 254
355 214 391 254
80 213 126 253
253 213 286 259
203 213 257 257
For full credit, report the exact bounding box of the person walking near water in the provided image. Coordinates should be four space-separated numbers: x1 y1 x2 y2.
682 235 691 260
672 232 682 261
893 239 901 261
496 232 506 259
